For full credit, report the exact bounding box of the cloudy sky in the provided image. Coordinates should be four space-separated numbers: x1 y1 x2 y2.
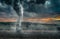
23 0 60 18
0 0 60 18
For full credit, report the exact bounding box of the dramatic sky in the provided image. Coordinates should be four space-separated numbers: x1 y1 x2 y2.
0 3 18 18
0 0 60 18
23 0 60 18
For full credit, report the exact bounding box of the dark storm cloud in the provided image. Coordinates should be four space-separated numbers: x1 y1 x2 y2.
0 0 60 18
23 0 60 18
0 3 18 18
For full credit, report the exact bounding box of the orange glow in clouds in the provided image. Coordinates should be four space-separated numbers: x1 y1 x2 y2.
0 16 60 23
